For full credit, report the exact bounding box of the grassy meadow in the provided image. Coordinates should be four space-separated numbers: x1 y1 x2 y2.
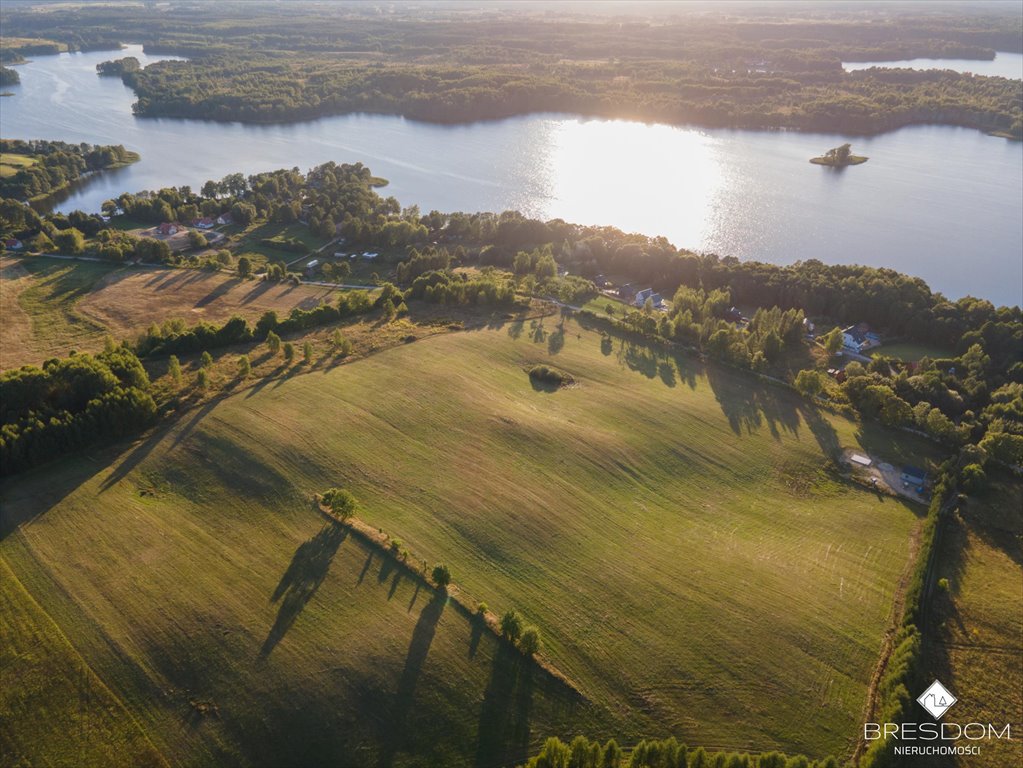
0 313 933 764
0 256 340 369
0 152 37 178
926 474 1023 768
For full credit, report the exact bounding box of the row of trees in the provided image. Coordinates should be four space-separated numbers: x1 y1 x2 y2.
526 735 834 768
133 290 376 359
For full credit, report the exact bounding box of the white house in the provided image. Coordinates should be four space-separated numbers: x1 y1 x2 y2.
842 323 881 354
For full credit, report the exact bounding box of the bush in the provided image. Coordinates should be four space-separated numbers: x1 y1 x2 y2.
960 463 987 493
528 364 574 387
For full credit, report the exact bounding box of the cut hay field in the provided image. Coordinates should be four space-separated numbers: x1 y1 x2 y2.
0 152 36 178
0 316 934 765
927 474 1023 768
0 256 339 369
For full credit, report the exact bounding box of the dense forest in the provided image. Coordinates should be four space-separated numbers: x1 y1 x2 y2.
96 56 140 76
0 346 158 476
3 2 1021 136
0 139 139 202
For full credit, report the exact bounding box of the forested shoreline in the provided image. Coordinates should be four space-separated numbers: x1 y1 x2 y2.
0 139 139 203
3 3 1021 137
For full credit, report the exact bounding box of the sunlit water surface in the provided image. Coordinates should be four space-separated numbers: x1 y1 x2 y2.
3 46 1021 306
843 51 1023 79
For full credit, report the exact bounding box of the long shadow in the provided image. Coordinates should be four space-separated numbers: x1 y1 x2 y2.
376 591 447 767
474 643 533 768
260 523 347 657
98 421 176 493
194 276 243 308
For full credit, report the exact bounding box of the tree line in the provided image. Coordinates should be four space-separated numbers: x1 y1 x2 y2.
526 734 837 768
6 3 1020 135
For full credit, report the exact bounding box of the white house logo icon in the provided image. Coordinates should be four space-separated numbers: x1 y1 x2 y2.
918 680 957 719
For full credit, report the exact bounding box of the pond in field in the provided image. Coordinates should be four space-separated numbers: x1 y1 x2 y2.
2 45 1021 307
843 51 1023 79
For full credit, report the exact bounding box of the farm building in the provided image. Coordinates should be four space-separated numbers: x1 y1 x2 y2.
842 323 882 354
633 288 663 308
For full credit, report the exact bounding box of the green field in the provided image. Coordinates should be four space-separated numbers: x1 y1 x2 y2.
0 151 37 178
871 342 954 362
927 474 1023 768
0 316 932 764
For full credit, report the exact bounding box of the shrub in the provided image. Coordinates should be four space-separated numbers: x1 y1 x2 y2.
960 463 987 493
528 364 574 387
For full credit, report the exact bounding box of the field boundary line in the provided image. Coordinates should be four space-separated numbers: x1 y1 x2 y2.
311 498 588 701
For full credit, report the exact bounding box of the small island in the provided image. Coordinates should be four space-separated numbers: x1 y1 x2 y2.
810 143 868 167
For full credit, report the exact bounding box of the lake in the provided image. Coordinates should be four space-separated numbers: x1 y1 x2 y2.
844 51 1023 79
3 45 1021 307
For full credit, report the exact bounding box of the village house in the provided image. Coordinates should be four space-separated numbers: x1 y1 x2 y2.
157 222 180 236
194 217 216 229
3 238 24 250
842 322 882 354
216 213 234 226
633 288 663 308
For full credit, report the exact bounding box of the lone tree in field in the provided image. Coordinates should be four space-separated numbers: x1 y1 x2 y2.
322 487 357 521
266 331 282 355
519 626 542 656
432 564 451 589
500 610 523 642
303 341 313 364
283 342 295 363
200 350 213 369
237 255 252 277
237 354 251 378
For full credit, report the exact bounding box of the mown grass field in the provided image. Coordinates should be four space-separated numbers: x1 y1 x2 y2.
0 256 339 369
0 151 36 178
871 342 955 362
0 315 933 764
927 474 1023 768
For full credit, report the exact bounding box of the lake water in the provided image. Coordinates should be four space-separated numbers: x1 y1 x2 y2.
3 45 1021 307
844 51 1023 79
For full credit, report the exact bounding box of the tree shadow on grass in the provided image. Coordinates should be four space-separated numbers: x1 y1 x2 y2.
260 523 347 657
474 643 534 768
376 590 447 767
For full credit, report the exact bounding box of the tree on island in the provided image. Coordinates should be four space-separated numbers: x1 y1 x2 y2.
829 144 852 164
812 143 866 166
